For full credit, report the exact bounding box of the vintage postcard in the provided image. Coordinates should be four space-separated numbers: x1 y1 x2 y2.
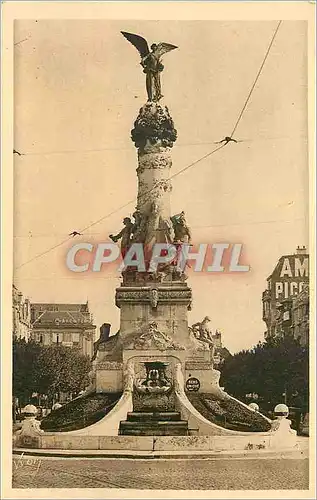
1 1 316 499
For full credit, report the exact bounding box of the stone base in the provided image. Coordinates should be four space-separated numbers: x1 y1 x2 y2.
17 433 301 452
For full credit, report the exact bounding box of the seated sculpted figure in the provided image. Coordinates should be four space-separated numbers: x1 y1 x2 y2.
191 316 215 359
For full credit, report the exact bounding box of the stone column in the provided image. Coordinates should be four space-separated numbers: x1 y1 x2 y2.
131 102 177 247
114 102 195 348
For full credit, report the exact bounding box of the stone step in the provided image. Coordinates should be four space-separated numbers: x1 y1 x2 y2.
119 421 189 436
127 412 181 422
121 420 187 428
119 428 188 436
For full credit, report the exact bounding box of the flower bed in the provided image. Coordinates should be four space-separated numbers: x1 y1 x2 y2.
187 392 271 432
40 392 122 432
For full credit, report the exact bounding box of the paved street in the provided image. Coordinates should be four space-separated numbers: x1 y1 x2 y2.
12 457 309 490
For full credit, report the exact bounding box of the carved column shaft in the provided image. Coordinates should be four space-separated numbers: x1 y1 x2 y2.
131 102 177 247
137 148 172 222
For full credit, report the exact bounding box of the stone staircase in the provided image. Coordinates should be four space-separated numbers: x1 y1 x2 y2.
119 411 189 436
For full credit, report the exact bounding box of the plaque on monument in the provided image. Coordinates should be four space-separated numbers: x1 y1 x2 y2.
185 377 200 392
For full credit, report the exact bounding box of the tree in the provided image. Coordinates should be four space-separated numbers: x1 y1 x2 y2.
13 339 42 406
13 340 91 406
34 344 91 401
220 336 309 411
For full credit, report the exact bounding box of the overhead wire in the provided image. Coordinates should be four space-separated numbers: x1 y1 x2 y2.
15 21 283 272
14 134 301 158
230 20 282 138
14 38 29 46
14 216 304 239
14 144 227 270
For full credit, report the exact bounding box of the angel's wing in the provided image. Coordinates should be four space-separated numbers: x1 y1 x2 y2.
153 42 178 58
121 31 150 58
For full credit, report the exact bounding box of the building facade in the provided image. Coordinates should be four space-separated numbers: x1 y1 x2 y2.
292 285 309 347
262 246 309 345
30 302 96 358
12 285 32 341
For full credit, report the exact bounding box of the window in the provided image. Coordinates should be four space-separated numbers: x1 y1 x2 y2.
72 333 80 342
52 333 59 343
64 333 71 343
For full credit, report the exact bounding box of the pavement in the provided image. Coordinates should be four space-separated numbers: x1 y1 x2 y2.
13 445 308 460
12 456 309 490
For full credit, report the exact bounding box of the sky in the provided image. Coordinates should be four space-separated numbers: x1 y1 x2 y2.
13 20 308 353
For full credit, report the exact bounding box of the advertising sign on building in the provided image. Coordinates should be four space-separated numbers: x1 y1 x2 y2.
269 254 309 301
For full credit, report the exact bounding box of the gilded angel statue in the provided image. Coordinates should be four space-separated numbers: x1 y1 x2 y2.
121 31 178 102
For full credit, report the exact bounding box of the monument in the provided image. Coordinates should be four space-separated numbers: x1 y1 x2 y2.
90 31 220 436
15 32 298 450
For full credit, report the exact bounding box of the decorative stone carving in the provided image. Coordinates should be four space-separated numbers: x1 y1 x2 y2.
131 103 177 150
150 288 159 309
190 317 215 360
16 409 44 439
97 333 119 352
144 201 160 246
174 362 184 396
137 179 172 223
109 217 134 257
128 321 185 351
131 210 148 244
159 217 175 244
185 362 214 370
191 317 213 343
135 361 172 394
171 266 188 282
117 290 148 301
137 151 172 173
116 287 192 306
188 328 210 351
121 267 187 286
160 289 192 300
123 359 135 393
170 211 192 244
96 361 123 371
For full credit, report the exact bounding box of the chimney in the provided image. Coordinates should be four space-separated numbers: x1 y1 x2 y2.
296 246 307 255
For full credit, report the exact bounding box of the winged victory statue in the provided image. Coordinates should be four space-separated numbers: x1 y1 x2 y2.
121 31 178 102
